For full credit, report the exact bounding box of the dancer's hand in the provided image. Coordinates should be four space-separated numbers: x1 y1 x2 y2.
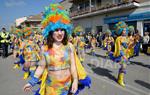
23 83 32 92
71 79 78 94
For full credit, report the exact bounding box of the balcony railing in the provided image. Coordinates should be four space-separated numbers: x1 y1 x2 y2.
69 0 140 3
70 0 140 18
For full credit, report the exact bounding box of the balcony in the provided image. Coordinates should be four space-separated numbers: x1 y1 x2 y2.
70 0 140 19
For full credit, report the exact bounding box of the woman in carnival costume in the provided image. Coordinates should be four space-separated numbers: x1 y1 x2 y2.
13 28 25 69
71 34 78 52
108 21 130 87
103 29 114 56
71 27 86 62
127 26 135 58
77 33 86 63
90 35 97 56
33 30 44 47
72 26 82 53
109 21 140 87
126 26 141 58
23 3 91 95
20 27 41 80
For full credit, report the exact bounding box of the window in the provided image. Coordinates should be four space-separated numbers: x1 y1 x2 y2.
85 1 89 8
97 0 102 4
96 0 101 6
144 23 150 36
96 26 102 33
85 27 92 33
79 3 85 10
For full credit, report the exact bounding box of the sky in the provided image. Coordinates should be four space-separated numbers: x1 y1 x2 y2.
0 0 63 30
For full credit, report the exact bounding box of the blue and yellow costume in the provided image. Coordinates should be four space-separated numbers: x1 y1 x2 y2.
127 35 135 58
91 36 96 56
127 26 136 58
13 37 22 69
13 29 25 69
22 40 40 80
77 35 86 62
103 29 114 56
20 27 40 80
108 21 129 87
133 33 141 56
109 22 141 87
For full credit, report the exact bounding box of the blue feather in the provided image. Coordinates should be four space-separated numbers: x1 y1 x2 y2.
75 76 91 95
43 21 72 38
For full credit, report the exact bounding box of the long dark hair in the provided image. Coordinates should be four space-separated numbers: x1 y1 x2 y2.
47 30 68 49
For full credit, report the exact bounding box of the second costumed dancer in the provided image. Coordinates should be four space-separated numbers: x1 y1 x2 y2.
109 21 130 87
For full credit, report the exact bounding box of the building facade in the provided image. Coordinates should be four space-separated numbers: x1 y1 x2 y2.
66 0 150 36
15 14 42 30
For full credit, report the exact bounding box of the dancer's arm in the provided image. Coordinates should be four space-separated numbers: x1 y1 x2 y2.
23 53 46 92
69 43 78 94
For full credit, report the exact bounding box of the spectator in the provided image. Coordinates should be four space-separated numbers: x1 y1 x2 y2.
142 32 149 53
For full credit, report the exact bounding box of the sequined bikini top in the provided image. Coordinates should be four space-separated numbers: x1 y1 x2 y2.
44 45 71 71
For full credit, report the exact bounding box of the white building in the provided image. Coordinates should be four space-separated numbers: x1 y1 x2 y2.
62 0 150 36
15 14 42 30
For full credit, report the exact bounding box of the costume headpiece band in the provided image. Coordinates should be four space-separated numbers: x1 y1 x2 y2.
41 3 72 37
114 21 128 36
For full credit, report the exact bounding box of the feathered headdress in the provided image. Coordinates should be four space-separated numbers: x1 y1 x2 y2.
73 26 84 36
128 26 135 35
105 29 111 35
23 27 33 38
114 21 128 36
13 28 23 38
41 3 72 37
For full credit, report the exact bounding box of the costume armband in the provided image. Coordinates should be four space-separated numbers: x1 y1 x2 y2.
20 49 23 53
28 76 39 87
122 42 128 49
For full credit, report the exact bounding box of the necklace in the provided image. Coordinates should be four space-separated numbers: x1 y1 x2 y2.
53 43 64 50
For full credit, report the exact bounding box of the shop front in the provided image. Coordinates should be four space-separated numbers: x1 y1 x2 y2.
104 11 150 36
144 21 150 36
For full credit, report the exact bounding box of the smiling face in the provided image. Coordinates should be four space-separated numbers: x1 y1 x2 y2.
53 28 65 42
122 28 127 36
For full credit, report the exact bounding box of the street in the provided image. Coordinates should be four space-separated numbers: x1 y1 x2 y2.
0 48 150 95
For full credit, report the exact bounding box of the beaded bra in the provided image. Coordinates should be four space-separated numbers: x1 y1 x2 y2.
44 45 71 71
